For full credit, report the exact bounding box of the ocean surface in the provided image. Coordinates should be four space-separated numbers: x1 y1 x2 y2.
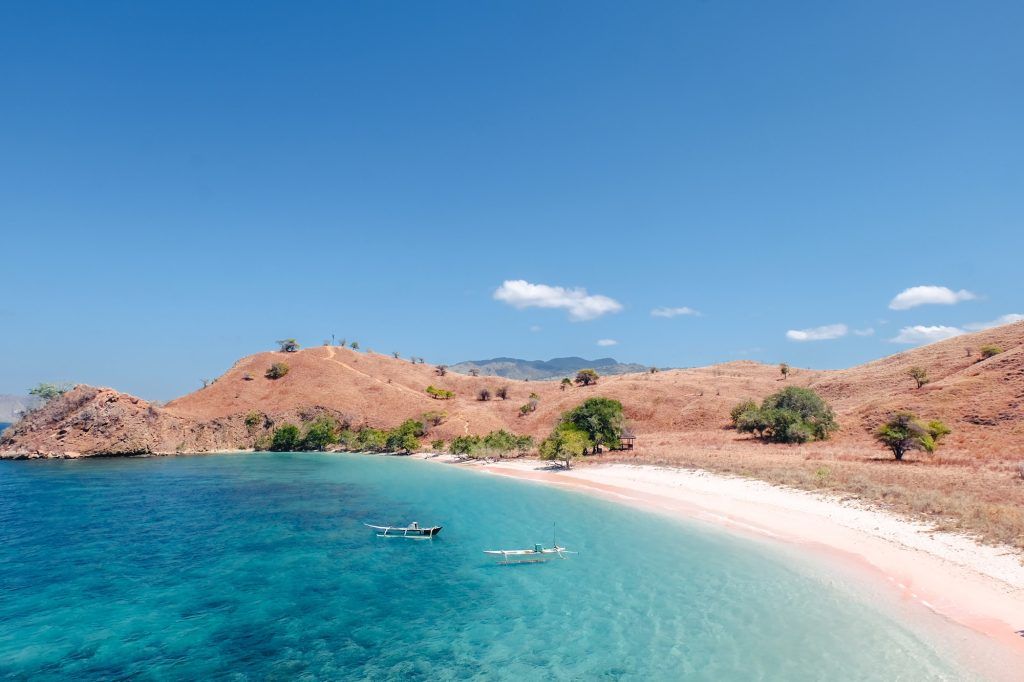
0 453 977 680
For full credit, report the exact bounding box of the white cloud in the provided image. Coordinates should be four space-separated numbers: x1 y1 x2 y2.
853 327 875 337
651 306 700 318
493 280 623 322
529 325 542 333
786 324 848 342
963 313 1024 331
888 285 977 310
889 325 965 345
596 339 618 347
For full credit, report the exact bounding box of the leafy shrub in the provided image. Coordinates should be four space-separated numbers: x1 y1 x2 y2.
29 383 72 403
560 378 572 391
779 363 790 379
733 387 837 443
980 345 1003 359
574 369 599 386
496 386 509 400
244 412 263 430
426 385 454 400
356 427 387 451
729 399 757 428
478 388 491 401
266 363 290 379
430 439 445 451
422 410 447 427
450 435 482 456
270 423 301 451
276 339 300 352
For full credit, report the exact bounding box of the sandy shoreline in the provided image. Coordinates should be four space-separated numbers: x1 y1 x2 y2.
414 453 1024 663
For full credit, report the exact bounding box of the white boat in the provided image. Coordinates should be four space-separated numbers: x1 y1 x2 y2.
483 543 575 564
365 521 442 538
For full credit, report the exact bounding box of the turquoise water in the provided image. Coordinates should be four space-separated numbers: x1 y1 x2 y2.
0 453 971 680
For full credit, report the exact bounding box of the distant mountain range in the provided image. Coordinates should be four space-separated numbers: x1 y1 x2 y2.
449 356 651 380
0 395 36 423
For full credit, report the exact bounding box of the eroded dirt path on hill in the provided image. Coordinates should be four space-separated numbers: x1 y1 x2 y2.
321 347 425 399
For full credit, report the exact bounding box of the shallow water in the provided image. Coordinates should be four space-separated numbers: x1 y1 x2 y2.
0 453 973 679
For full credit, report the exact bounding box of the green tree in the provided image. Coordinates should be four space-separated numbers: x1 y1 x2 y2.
575 369 599 386
876 412 943 461
430 439 446 451
392 351 400 359
265 362 290 379
270 423 301 451
560 377 572 391
539 425 591 469
908 366 929 389
29 382 71 403
561 397 625 451
276 339 300 353
980 345 1003 359
482 429 518 457
350 341 360 350
302 416 339 451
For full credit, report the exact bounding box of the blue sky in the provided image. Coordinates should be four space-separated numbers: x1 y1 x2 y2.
2 1 1022 400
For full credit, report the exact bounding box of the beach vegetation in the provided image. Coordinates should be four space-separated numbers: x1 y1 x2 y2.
876 412 952 461
265 362 290 379
574 369 599 386
539 424 591 469
270 423 301 451
302 416 339 451
908 366 929 389
733 387 837 443
385 419 423 453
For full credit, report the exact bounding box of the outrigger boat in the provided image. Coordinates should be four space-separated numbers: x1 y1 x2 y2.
483 543 575 565
365 521 442 538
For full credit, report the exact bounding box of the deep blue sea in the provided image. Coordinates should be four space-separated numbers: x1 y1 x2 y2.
0 453 979 680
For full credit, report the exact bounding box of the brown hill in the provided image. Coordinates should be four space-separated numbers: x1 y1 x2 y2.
3 323 1022 458
3 322 1023 549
